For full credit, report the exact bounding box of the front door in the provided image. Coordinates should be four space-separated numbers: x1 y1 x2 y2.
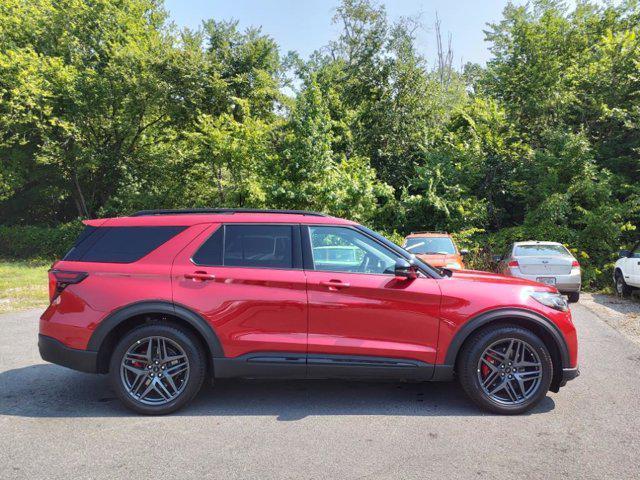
172 223 308 375
303 225 442 379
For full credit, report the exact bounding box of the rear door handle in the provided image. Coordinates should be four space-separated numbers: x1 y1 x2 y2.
185 271 216 281
319 280 350 290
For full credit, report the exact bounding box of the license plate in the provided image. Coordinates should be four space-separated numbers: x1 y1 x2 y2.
536 277 556 285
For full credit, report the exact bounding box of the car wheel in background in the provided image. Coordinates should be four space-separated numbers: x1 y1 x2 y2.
109 323 206 415
615 271 633 298
457 325 553 415
567 291 580 303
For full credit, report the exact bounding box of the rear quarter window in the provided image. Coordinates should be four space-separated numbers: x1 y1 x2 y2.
63 226 185 263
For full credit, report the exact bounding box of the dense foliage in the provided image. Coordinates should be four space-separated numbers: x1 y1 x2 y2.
1 0 639 288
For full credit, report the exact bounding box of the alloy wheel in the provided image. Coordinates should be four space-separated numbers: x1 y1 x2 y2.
477 338 543 405
120 336 190 406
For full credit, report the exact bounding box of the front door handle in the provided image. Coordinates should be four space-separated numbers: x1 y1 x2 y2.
319 280 350 290
185 271 216 281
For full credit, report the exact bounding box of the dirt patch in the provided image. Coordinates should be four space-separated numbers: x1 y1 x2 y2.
580 293 640 346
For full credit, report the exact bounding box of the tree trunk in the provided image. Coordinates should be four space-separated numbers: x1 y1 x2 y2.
72 170 90 218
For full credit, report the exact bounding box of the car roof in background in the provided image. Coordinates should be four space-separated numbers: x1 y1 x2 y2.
406 231 452 238
514 241 564 246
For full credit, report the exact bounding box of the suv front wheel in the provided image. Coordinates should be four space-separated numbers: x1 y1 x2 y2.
457 326 553 414
109 323 206 415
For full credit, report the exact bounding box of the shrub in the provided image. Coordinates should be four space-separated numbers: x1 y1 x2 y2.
0 222 84 260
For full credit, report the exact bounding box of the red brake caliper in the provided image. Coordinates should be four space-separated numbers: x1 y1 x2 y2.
481 355 492 378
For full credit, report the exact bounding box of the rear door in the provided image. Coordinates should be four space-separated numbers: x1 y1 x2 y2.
303 225 441 378
171 223 308 373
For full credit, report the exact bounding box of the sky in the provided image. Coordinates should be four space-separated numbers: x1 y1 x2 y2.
163 0 525 67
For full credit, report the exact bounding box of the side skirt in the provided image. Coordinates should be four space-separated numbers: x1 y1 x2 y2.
213 353 435 381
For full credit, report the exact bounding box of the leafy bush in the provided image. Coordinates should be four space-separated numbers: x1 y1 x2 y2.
0 222 84 261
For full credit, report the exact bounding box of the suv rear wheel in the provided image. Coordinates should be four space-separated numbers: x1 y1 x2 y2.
457 326 553 414
109 323 206 415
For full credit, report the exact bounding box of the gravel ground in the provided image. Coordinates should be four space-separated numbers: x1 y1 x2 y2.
1 305 639 480
581 292 640 346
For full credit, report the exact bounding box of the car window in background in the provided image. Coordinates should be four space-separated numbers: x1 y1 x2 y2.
631 243 640 258
404 237 456 255
514 244 571 256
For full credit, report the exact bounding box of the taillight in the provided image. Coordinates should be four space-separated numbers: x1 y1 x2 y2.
507 260 519 268
48 269 88 302
572 260 580 268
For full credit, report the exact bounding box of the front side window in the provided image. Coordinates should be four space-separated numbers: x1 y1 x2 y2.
309 226 399 274
404 237 456 254
631 243 640 259
193 224 293 269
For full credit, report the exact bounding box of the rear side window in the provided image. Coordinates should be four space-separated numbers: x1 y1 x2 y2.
63 226 185 263
193 224 294 269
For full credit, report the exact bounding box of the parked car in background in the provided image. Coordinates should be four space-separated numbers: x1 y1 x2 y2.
495 241 581 303
39 209 578 415
613 241 640 297
403 231 467 269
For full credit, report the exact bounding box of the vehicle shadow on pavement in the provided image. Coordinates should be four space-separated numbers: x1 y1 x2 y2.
0 364 555 419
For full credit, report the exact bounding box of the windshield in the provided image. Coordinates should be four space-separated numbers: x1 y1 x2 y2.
404 237 456 255
514 244 570 256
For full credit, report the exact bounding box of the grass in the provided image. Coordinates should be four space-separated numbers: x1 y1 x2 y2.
0 260 51 314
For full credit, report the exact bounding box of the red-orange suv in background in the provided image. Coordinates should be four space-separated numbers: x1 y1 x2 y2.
403 232 467 269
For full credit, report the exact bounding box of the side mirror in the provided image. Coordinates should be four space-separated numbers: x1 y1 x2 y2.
460 249 469 256
395 258 418 280
619 250 631 258
492 255 502 263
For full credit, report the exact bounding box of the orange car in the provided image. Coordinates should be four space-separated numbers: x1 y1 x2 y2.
402 231 467 269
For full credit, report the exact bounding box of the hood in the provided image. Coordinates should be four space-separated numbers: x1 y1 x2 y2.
416 253 462 268
447 268 556 290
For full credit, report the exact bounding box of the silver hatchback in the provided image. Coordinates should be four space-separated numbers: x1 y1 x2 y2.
495 241 581 302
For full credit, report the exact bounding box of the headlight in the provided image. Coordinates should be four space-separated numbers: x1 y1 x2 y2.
530 291 569 312
445 262 462 269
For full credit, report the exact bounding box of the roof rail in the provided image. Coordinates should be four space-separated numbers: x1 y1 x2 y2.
410 231 449 235
131 208 328 217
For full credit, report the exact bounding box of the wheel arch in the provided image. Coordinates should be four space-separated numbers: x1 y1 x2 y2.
445 308 570 392
88 300 224 374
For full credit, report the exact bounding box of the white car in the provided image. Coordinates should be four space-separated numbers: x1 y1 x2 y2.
613 242 640 296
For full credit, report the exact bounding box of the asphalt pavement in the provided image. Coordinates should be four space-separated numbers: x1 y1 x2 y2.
1 304 639 479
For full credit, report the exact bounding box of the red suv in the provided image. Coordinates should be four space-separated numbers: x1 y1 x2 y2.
39 209 579 415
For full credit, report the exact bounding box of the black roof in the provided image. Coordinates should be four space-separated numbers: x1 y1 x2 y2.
131 208 328 217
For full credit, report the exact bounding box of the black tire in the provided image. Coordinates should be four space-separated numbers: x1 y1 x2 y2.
567 291 580 303
457 325 553 415
615 270 633 298
109 323 206 415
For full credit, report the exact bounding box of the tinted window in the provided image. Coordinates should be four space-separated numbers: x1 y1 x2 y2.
514 244 570 257
192 227 223 265
64 226 185 263
225 225 293 268
310 226 399 274
404 237 455 254
193 225 294 269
